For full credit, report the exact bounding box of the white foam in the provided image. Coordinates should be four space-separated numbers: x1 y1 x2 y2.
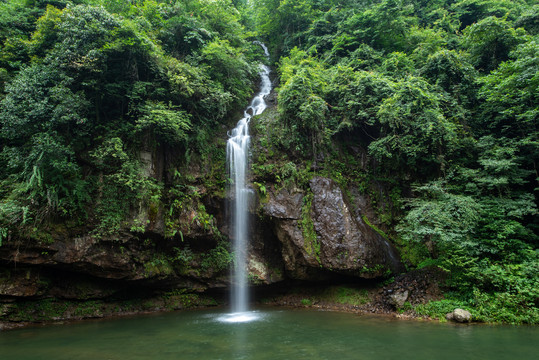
217 312 262 324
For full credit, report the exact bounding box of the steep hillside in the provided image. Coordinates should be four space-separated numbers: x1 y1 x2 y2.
0 0 537 326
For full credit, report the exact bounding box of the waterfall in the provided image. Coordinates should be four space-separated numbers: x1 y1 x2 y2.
225 43 271 319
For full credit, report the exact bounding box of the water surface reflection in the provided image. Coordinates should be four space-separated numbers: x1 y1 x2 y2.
1 308 536 360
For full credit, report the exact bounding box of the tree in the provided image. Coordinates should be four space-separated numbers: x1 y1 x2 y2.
452 0 528 28
368 76 460 176
343 0 417 53
462 16 528 73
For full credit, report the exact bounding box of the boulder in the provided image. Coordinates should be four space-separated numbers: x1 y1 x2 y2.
389 290 409 308
446 308 472 323
264 177 403 280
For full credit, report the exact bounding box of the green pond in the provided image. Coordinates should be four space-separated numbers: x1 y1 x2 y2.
1 308 537 360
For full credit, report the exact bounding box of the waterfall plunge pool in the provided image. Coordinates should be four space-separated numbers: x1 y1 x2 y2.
1 307 537 360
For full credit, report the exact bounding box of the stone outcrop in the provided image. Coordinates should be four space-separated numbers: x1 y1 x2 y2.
1 237 150 281
0 175 403 306
0 226 225 303
263 177 403 280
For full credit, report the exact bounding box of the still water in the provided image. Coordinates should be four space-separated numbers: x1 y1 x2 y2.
1 308 537 360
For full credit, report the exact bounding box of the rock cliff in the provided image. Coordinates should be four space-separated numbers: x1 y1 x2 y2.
0 176 403 303
263 177 402 280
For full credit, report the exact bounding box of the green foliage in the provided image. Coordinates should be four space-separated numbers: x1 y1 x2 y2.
0 0 258 241
144 254 174 277
0 226 7 246
200 38 256 105
300 192 320 263
253 0 538 323
515 5 539 35
478 40 539 138
368 76 461 175
325 67 393 133
27 5 63 57
398 144 537 322
420 49 477 96
164 184 221 241
277 48 329 156
462 16 528 73
414 298 468 321
201 241 233 273
342 0 417 53
89 137 163 237
136 101 192 145
1 63 88 142
334 286 369 306
452 0 528 28
398 181 481 253
293 285 371 308
416 285 539 324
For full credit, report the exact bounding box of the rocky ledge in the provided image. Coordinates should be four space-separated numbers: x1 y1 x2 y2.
1 176 412 328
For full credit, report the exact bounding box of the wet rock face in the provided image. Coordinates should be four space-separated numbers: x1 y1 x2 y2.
311 177 390 276
0 174 403 303
0 237 141 281
264 177 403 280
264 188 303 220
0 232 222 303
0 269 47 298
0 268 120 301
263 188 323 279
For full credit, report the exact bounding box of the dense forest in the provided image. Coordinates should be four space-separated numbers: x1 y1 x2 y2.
0 0 537 324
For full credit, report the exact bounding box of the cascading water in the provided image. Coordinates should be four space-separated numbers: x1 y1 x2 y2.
222 43 271 323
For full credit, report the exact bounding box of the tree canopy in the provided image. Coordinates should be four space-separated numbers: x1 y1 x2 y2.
251 0 538 323
0 0 261 238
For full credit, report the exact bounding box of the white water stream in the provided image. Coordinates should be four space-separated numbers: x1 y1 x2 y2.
224 43 271 322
